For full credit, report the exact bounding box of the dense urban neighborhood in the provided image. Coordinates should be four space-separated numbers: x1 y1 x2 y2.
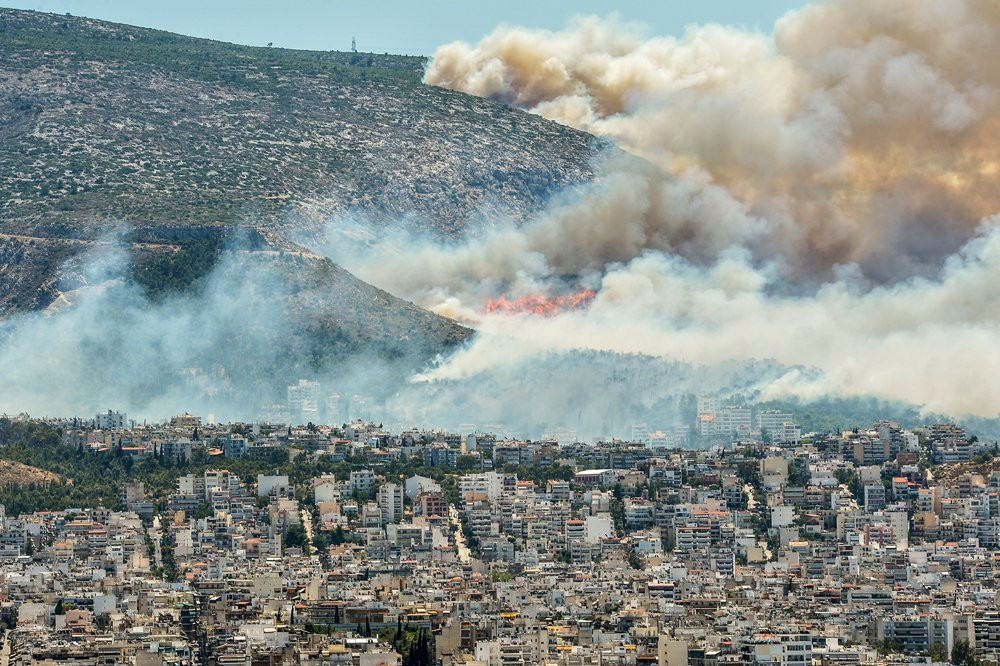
0 400 997 666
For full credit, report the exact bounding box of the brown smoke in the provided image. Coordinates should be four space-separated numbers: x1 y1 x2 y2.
426 2 1000 282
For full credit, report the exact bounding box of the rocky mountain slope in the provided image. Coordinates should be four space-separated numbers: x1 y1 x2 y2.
0 9 595 236
0 458 65 489
0 8 600 390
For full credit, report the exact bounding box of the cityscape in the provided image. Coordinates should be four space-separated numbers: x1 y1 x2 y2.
2 0 1000 665
0 403 996 665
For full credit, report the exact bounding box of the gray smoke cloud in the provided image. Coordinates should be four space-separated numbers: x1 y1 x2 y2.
4 231 715 439
0 236 436 424
317 204 1000 420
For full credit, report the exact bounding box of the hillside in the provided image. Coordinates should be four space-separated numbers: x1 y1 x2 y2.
0 8 597 314
0 9 595 233
928 456 1000 484
0 8 606 410
0 458 65 488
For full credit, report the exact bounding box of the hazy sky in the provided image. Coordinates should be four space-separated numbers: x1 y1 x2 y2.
1 1 809 55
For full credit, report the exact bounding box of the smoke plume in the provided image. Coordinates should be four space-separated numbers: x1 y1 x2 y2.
318 0 1000 425
426 2 1000 282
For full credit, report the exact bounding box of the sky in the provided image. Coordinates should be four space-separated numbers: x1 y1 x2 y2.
0 0 809 55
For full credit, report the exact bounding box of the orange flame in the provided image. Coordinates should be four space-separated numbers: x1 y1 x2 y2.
485 289 596 316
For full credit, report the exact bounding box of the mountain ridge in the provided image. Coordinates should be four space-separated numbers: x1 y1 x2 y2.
0 8 597 234
0 7 600 319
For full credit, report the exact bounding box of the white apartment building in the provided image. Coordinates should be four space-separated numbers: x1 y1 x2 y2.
287 379 321 416
349 469 375 496
378 482 404 525
95 410 127 429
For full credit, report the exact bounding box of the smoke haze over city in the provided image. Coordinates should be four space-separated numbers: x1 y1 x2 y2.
3 0 1000 438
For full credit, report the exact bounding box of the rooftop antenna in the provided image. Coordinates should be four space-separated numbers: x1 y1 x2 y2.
351 37 357 53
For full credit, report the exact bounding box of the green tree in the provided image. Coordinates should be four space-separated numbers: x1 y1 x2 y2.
283 524 309 551
876 639 903 656
402 627 432 666
951 640 975 666
491 569 514 583
737 461 761 487
160 535 178 582
455 455 481 472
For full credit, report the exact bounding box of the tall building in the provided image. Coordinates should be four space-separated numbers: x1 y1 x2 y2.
326 392 345 423
259 404 290 425
697 399 752 438
864 483 887 511
287 380 320 420
349 469 376 496
378 482 404 525
715 407 753 436
658 638 688 666
876 617 953 656
170 413 201 428
631 423 650 445
122 481 145 507
697 396 720 417
94 410 126 429
758 410 795 434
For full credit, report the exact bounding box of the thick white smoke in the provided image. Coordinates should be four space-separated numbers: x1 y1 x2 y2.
0 238 435 423
419 219 1000 417
320 210 1000 419
314 0 1000 423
